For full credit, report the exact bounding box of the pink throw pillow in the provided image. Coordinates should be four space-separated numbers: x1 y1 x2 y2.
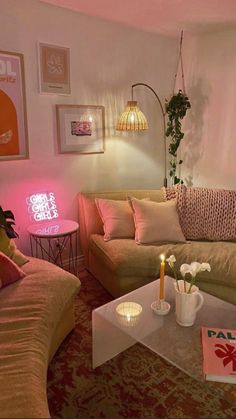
129 198 186 244
0 251 26 289
95 198 135 241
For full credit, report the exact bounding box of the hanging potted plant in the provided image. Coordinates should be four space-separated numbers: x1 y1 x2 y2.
165 30 191 185
165 90 191 185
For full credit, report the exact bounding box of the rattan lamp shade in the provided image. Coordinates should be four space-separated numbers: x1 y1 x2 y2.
116 101 148 131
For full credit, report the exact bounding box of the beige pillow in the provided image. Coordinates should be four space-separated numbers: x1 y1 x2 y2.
95 198 135 241
129 198 186 244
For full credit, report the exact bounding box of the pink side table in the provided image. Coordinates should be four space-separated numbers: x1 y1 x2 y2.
27 219 79 275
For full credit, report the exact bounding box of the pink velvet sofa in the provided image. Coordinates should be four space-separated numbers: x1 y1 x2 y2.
0 257 81 418
78 189 236 305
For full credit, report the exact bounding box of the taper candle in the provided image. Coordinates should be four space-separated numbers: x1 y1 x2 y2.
159 254 165 300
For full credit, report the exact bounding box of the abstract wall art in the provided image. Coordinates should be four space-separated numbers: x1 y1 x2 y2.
38 42 71 94
56 104 105 154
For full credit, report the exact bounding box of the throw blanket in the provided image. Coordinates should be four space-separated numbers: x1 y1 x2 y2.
163 185 236 241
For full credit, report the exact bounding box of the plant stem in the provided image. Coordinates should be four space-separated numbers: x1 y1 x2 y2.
170 266 180 291
187 276 196 294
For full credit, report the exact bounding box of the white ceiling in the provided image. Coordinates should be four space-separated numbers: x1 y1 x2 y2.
40 0 236 36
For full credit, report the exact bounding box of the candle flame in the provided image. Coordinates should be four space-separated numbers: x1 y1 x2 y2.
160 254 165 262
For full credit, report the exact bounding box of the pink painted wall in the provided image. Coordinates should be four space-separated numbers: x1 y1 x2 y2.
2 2 233 259
180 29 236 189
0 0 177 255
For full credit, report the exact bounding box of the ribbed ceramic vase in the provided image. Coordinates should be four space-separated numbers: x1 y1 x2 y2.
174 280 204 327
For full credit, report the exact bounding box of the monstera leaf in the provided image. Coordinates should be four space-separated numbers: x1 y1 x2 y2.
0 206 18 238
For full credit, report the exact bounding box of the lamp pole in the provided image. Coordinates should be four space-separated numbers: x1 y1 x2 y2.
131 83 167 188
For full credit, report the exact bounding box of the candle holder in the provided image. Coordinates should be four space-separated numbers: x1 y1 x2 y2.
116 301 142 327
151 299 171 316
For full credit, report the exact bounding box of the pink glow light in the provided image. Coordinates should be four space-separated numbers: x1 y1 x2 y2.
26 192 59 222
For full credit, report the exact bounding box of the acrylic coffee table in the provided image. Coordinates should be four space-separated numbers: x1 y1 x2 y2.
92 276 236 401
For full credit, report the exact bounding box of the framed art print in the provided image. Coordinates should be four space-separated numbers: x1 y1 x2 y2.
38 42 71 94
0 50 29 161
56 105 105 154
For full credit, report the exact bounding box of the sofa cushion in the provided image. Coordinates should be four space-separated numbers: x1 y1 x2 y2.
89 234 236 289
129 198 185 244
95 198 135 240
90 234 182 277
0 251 26 288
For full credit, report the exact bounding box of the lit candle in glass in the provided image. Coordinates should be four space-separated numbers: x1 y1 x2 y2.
116 302 142 326
159 254 165 300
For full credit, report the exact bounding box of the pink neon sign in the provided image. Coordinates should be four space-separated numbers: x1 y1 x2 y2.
26 192 59 222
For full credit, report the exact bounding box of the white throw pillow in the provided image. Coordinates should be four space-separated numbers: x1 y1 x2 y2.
129 197 186 244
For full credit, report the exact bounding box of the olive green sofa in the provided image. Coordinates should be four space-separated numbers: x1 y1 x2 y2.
78 189 236 305
0 257 81 418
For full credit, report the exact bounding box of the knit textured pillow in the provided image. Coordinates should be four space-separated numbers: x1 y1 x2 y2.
163 185 236 241
0 251 26 289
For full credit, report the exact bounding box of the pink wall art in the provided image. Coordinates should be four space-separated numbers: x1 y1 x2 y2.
56 104 105 154
0 51 29 161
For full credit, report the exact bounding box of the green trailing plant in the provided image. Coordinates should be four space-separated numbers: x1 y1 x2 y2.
165 89 191 185
0 206 18 238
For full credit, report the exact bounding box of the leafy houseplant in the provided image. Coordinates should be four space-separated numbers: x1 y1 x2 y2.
0 206 18 238
165 90 191 185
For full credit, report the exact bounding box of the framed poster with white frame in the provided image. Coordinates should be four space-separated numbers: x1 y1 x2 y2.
38 42 71 94
56 105 105 154
0 50 29 161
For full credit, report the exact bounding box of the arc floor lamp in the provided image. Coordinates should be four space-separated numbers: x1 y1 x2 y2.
116 82 167 187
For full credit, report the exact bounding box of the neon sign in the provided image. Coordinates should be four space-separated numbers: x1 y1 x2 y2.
26 192 59 222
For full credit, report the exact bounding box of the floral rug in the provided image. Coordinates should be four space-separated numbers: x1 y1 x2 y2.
47 272 236 418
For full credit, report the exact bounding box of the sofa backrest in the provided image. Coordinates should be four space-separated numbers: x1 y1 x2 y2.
78 189 164 267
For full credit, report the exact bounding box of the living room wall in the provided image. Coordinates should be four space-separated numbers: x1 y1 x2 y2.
180 27 236 189
0 0 177 255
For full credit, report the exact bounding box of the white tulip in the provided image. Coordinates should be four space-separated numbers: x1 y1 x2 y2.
180 263 193 277
180 261 211 278
166 255 176 267
200 263 211 272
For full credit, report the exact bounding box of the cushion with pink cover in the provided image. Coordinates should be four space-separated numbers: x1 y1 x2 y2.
95 198 135 241
129 197 186 244
0 251 26 289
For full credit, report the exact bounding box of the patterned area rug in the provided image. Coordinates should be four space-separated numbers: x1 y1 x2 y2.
47 272 236 418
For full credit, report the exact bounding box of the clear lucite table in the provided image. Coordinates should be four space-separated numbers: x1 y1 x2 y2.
92 276 236 389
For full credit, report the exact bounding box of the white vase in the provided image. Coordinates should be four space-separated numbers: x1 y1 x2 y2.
174 279 204 327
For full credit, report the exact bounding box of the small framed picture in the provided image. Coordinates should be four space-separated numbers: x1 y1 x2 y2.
38 42 71 94
56 105 105 154
0 50 29 161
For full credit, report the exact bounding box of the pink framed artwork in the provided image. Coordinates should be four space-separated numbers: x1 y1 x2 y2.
56 105 105 154
0 50 29 161
38 42 71 95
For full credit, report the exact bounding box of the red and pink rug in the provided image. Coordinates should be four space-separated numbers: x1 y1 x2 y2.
47 272 236 418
